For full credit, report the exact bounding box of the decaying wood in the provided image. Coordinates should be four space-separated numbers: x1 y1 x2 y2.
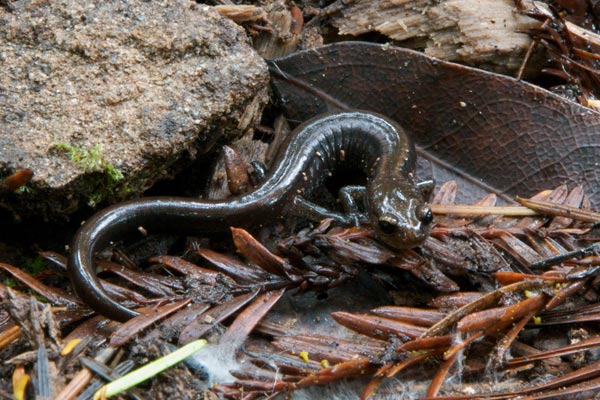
330 0 541 72
253 0 322 59
214 5 268 23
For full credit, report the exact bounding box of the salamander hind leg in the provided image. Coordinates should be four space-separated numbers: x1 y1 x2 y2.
248 160 268 186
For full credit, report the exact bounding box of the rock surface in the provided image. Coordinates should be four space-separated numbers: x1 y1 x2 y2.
0 0 268 220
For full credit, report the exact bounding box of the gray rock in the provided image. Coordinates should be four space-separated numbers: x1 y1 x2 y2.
0 0 268 220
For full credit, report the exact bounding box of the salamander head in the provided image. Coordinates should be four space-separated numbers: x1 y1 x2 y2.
368 179 433 249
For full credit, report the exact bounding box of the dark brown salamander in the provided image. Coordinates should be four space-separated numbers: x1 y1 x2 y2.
68 111 433 321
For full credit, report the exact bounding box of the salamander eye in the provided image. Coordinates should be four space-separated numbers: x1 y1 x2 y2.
418 206 433 225
378 215 398 234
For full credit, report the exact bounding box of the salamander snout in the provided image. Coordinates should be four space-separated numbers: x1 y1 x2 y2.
378 206 432 234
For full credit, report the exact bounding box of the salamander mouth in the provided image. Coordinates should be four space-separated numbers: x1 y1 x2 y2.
377 224 430 249
378 214 399 235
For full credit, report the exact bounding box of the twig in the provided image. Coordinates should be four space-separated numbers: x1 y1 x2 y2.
528 243 600 270
430 204 538 217
516 196 600 223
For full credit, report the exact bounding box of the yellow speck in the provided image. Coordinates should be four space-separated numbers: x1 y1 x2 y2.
299 351 309 363
524 290 534 298
320 359 330 368
93 386 106 400
459 101 467 107
533 316 542 325
61 338 82 356
587 99 600 109
12 365 30 400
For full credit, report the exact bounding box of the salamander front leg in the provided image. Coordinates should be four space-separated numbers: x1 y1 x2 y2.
338 185 369 226
292 196 363 226
292 185 369 226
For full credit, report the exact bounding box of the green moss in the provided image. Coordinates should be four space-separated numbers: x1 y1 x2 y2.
22 256 46 275
54 143 125 206
14 185 34 195
3 277 16 287
54 143 120 176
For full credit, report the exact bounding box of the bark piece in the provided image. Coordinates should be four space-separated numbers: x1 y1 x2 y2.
331 0 540 72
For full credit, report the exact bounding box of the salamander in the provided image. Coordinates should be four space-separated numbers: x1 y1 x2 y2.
68 111 433 321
